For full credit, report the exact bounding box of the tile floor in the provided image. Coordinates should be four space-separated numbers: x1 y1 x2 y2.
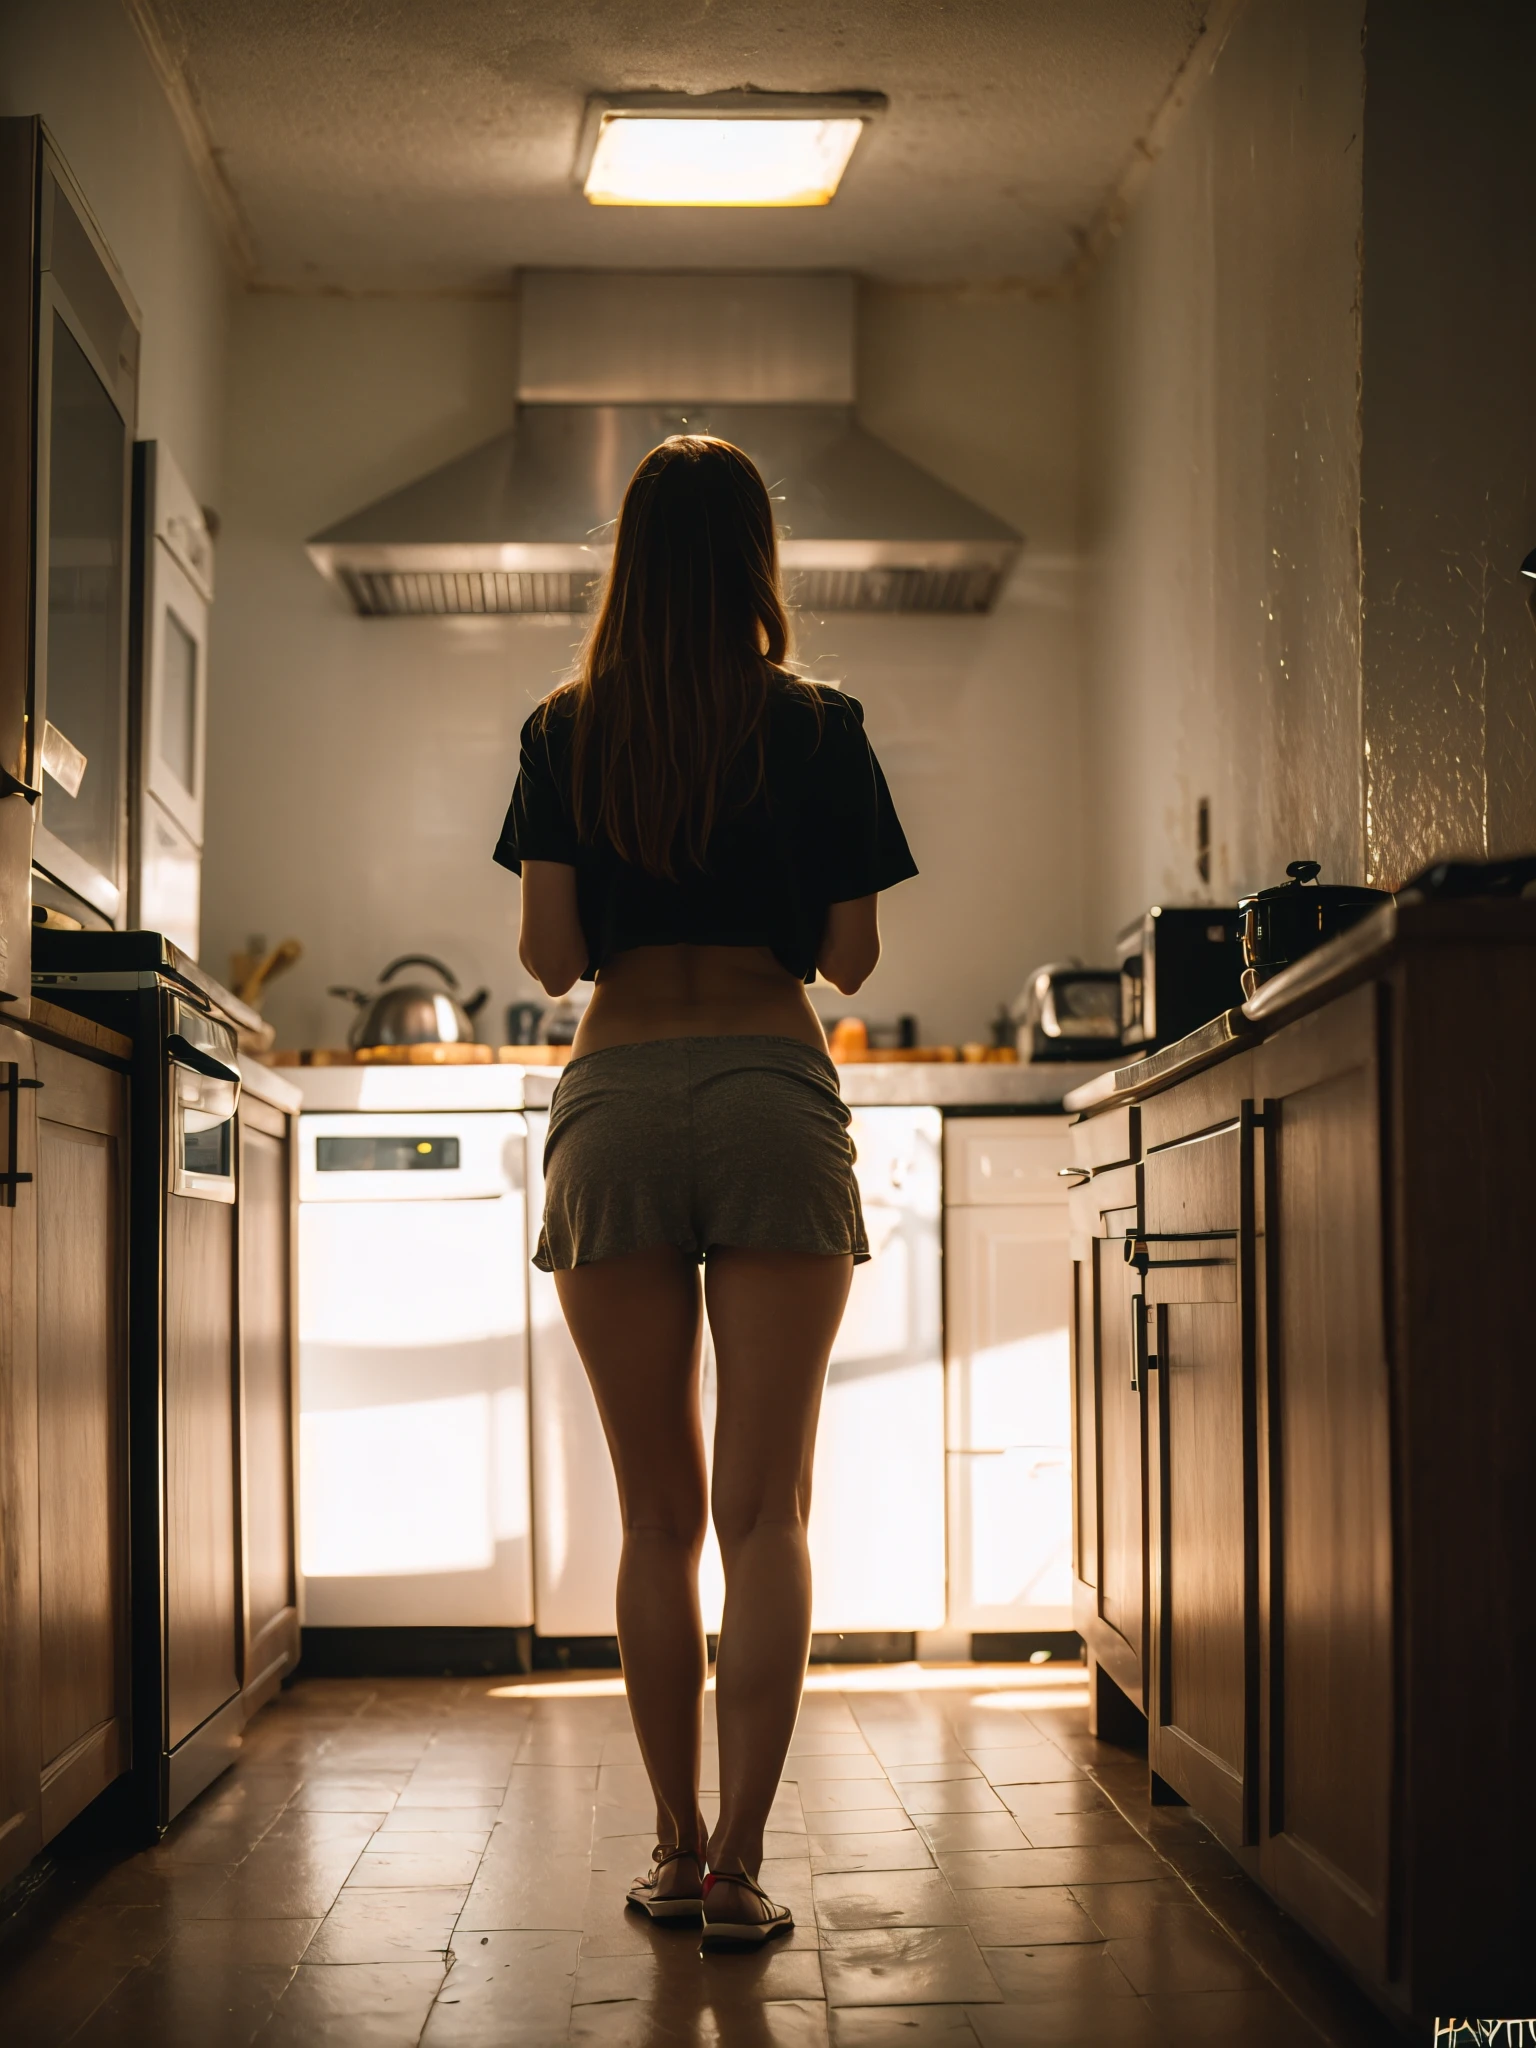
0 1664 1405 2046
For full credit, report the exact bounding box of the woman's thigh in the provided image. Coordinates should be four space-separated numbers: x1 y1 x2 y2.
554 1246 707 1537
704 1249 853 1544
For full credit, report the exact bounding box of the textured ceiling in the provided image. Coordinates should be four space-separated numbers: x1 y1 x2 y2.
139 0 1218 293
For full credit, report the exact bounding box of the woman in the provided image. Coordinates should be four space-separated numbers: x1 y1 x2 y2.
493 435 916 1949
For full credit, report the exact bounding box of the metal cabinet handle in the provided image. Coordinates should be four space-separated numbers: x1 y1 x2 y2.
1124 1229 1237 1277
1130 1292 1158 1392
0 1062 43 1206
0 764 40 805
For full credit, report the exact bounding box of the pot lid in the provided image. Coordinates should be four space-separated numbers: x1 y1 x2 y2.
1239 860 1393 911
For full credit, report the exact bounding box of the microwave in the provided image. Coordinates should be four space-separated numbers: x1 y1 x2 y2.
1116 906 1245 1053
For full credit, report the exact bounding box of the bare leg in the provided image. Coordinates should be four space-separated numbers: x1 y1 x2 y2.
555 1246 709 1887
704 1248 853 1913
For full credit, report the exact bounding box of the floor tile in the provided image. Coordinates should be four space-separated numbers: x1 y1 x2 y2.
970 1755 1083 1787
304 1885 466 1963
1065 1879 1203 1938
820 1926 1001 2006
457 1845 592 1933
988 1780 1113 1820
1015 1809 1145 1850
899 1782 1006 1816
259 1959 446 2044
832 2007 981 2044
807 1809 921 1838
569 1996 829 2046
915 1814 1029 1855
886 1762 984 1786
1142 1987 1322 2044
965 1994 1168 2047
981 1941 1138 2002
813 1870 965 1932
799 1779 906 1814
0 1945 136 2048
1106 1919 1266 1995
395 1782 508 1810
787 1732 876 1757
71 1958 294 2045
345 1833 489 1888
937 1843 1162 1891
376 1806 500 1834
196 1847 365 1922
574 1941 825 2005
289 1777 407 1811
419 1928 580 2045
809 1832 937 1877
785 1754 892 1783
951 1887 1106 1948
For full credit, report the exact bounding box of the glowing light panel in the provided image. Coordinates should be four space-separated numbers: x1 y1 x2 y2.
584 116 864 208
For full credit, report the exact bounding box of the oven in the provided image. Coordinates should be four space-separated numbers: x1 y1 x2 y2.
129 445 211 955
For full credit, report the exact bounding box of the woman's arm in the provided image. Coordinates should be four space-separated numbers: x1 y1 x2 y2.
518 860 587 996
817 894 881 995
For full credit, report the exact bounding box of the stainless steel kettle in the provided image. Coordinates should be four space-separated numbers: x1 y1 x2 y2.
328 955 489 1049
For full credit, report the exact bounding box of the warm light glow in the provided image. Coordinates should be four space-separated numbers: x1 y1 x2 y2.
584 115 864 207
487 1662 1088 1703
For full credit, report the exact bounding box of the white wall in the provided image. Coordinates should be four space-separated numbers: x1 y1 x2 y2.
204 286 1084 1050
0 0 232 505
1078 0 1366 953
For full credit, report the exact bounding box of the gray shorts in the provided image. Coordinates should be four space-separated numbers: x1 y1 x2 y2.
534 1034 869 1272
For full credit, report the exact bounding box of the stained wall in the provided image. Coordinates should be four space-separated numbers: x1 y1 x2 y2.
1358 0 1536 883
1078 0 1366 952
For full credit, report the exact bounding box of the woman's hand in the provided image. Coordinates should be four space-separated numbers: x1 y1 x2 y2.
817 895 880 996
518 860 588 996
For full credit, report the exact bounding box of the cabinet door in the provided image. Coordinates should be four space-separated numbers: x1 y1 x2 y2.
164 1195 239 1749
239 1100 297 1711
1255 989 1392 1980
33 1042 130 1839
1092 1234 1147 1702
945 1203 1072 1628
1143 1115 1255 1849
0 1026 42 1888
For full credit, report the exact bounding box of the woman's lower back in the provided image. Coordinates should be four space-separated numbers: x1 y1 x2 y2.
573 943 827 1057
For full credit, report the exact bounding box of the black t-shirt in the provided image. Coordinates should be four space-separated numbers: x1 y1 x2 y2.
493 680 918 982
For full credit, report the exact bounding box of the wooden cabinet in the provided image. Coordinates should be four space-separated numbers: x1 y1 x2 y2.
237 1087 299 1715
1067 901 1536 2022
1253 986 1392 1981
1068 1151 1147 1717
0 1014 130 1890
1141 1083 1256 1849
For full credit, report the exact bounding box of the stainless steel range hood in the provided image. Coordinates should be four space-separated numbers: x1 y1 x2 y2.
307 273 1021 617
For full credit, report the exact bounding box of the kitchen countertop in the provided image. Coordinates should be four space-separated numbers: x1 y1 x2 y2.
1063 895 1536 1118
284 1056 1112 1114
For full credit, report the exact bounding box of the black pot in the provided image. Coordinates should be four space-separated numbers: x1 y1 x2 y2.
1238 862 1392 999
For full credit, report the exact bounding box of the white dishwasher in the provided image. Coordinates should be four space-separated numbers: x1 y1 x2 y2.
527 1105 945 1638
297 1110 533 1626
942 1115 1074 1632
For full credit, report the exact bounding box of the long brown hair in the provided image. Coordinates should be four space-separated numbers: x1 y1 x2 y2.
547 435 806 877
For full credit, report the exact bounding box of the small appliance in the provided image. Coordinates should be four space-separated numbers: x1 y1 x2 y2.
1238 860 1393 998
328 954 488 1049
1013 962 1121 1063
1116 905 1244 1054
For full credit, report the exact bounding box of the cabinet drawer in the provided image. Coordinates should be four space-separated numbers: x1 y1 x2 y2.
1070 1104 1139 1172
944 1116 1070 1206
1069 1161 1140 1239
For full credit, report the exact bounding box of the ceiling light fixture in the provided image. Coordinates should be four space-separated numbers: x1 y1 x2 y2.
577 92 886 209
